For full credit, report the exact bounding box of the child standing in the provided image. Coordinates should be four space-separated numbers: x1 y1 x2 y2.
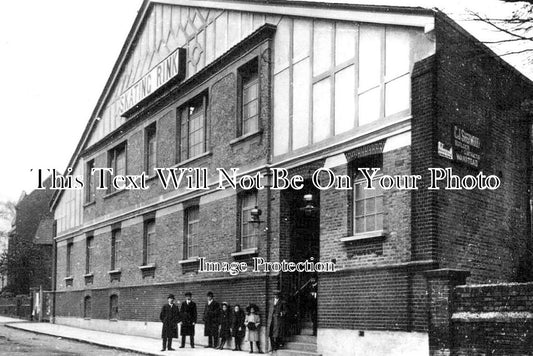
218 302 232 350
232 304 245 351
245 304 262 354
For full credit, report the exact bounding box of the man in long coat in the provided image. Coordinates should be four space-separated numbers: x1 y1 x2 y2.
203 291 220 348
179 291 197 348
268 292 288 351
160 294 180 351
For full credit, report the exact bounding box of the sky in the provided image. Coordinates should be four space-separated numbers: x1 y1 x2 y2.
0 0 531 203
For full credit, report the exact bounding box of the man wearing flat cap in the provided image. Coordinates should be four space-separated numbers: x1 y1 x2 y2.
160 294 180 351
203 291 220 348
179 292 197 348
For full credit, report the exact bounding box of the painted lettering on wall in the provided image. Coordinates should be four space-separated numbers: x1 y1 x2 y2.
118 48 186 115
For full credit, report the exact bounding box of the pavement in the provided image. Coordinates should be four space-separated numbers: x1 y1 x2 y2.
1 316 253 356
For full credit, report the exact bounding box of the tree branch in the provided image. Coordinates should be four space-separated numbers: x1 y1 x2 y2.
470 12 533 42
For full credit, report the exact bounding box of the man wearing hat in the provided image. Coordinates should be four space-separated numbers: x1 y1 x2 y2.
160 294 180 351
268 291 288 352
203 291 220 348
179 292 197 348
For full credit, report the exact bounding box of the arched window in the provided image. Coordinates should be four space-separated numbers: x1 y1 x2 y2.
109 294 119 320
83 296 91 318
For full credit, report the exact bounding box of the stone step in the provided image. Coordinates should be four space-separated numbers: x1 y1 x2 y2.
287 334 317 344
299 328 314 336
284 341 318 352
276 349 322 356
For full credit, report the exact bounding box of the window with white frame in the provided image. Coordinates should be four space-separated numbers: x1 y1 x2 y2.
108 143 126 193
273 19 415 156
353 172 384 234
239 58 259 136
178 94 207 162
240 191 258 251
145 123 157 175
184 207 199 259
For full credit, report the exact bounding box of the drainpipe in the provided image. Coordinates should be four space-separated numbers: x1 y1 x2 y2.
51 221 57 324
263 41 273 346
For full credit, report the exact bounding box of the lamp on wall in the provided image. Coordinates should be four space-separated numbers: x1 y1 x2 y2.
249 206 264 225
300 194 318 216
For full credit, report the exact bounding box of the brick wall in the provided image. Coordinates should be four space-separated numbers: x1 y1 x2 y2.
428 282 533 355
81 39 272 224
55 275 273 324
320 267 429 332
432 14 532 284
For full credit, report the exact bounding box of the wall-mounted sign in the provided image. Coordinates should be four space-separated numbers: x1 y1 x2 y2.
119 48 186 115
452 125 481 168
437 141 453 160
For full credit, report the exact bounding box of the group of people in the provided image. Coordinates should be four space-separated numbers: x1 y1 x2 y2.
160 291 287 353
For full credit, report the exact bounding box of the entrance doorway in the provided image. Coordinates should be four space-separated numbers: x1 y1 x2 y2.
282 182 320 336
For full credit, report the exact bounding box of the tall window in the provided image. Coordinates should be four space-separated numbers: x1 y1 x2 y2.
178 94 207 162
240 191 258 250
85 235 94 274
239 59 259 136
84 296 92 318
85 159 95 203
66 241 73 277
108 143 126 193
273 20 415 156
109 294 119 320
358 25 411 126
353 172 384 234
142 219 155 266
145 123 157 175
184 207 199 259
111 228 121 270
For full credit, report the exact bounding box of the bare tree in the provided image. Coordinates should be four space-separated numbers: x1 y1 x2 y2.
470 1 533 58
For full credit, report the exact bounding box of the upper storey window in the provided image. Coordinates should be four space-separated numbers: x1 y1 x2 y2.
145 123 157 175
238 58 260 136
358 25 411 125
272 19 415 156
178 94 207 162
108 143 126 193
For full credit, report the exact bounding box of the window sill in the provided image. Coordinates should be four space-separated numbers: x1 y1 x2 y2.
83 200 96 208
178 257 200 265
340 230 386 242
229 130 263 146
231 248 258 257
83 273 94 278
174 151 212 168
138 263 156 271
64 276 74 281
107 269 122 275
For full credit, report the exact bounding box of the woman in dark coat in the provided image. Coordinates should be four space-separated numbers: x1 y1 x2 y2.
217 302 232 349
160 294 180 351
231 304 246 351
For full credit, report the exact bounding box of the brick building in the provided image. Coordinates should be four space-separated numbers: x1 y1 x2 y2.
50 1 533 355
6 180 54 295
